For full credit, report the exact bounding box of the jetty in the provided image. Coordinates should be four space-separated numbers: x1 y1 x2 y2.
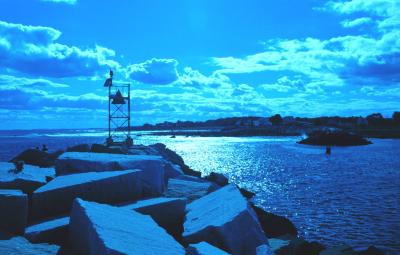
0 143 386 254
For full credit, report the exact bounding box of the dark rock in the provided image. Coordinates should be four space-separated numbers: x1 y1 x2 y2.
295 241 326 255
269 236 325 255
149 143 201 177
205 172 229 186
358 246 385 255
298 131 371 146
239 186 255 199
66 144 90 152
252 205 298 238
24 216 68 245
320 245 357 255
0 189 28 235
10 149 63 168
90 143 127 154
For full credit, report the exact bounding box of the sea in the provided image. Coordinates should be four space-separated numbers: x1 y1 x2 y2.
0 129 399 254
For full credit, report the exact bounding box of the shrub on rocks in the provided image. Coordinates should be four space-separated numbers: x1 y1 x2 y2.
252 205 298 238
69 198 186 255
0 189 27 234
183 184 270 255
30 170 146 221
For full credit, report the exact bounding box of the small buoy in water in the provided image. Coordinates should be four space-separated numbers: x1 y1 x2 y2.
326 146 331 155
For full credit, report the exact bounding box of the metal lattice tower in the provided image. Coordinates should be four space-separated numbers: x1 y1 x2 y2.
104 70 133 146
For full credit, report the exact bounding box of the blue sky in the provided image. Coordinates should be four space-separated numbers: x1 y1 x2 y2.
0 0 399 129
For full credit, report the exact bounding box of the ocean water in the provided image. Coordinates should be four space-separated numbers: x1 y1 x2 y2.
0 130 399 254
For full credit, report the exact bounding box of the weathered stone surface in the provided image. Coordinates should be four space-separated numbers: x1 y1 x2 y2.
166 178 220 202
67 144 90 152
183 184 268 255
252 205 298 238
121 197 187 241
11 149 63 168
256 245 276 255
55 152 165 195
0 162 55 193
186 242 230 255
25 216 69 245
69 198 186 255
0 237 59 254
164 163 184 180
0 189 27 234
30 170 144 221
320 245 357 255
205 172 229 186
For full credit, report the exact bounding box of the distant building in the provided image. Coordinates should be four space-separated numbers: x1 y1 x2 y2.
282 116 296 124
258 118 272 127
356 117 368 126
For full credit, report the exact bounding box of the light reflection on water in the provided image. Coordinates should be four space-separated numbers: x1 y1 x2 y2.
136 135 400 254
0 132 399 254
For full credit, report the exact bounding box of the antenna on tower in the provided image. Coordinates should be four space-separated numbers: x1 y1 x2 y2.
104 69 133 147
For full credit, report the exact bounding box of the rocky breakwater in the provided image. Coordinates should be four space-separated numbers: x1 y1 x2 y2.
0 142 387 255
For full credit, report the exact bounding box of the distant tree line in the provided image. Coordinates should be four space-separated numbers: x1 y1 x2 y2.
134 112 400 130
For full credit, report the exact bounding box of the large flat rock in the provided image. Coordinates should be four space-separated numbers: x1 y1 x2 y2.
25 216 69 245
69 198 186 255
186 242 230 255
0 237 60 254
55 152 166 194
0 189 27 234
30 170 144 221
166 178 219 202
183 184 269 255
121 197 187 241
0 162 54 193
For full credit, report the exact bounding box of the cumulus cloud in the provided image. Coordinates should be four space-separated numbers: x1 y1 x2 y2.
341 17 372 27
127 58 179 85
0 75 69 89
212 0 400 87
41 0 77 4
0 20 119 77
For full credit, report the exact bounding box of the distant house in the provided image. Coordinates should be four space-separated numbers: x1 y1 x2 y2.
257 118 272 127
282 116 296 124
356 117 368 126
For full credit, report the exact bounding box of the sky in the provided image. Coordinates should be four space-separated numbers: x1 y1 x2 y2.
0 0 399 129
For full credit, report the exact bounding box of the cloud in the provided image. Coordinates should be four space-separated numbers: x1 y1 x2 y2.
0 75 69 89
0 20 119 77
127 58 179 85
341 17 372 27
41 0 77 4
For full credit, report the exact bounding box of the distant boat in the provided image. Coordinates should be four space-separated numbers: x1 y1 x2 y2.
170 135 176 138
